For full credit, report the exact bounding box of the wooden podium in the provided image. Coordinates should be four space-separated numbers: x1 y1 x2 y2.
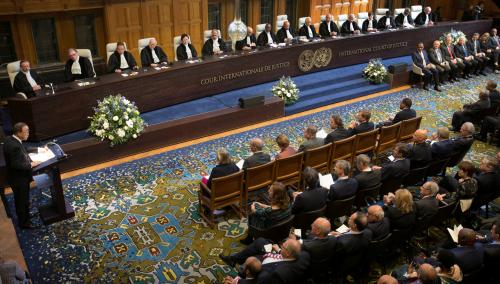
33 146 75 225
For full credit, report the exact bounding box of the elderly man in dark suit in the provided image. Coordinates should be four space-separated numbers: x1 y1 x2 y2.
377 11 396 30
13 60 44 98
430 127 455 160
414 6 437 26
329 160 358 201
341 14 361 35
413 42 441 91
256 23 277 47
347 110 375 136
472 156 500 209
276 20 297 43
443 35 466 79
428 40 453 83
236 27 257 51
365 205 390 241
324 114 350 145
451 122 475 158
319 14 339 38
467 32 488 76
140 37 168 67
395 8 414 28
362 12 377 33
372 143 410 184
483 220 500 280
298 17 318 39
447 228 484 274
291 167 328 215
242 138 271 169
414 181 439 229
222 256 264 284
298 126 324 152
202 29 228 56
354 154 381 190
451 92 490 131
2 122 41 228
407 129 432 169
455 37 479 77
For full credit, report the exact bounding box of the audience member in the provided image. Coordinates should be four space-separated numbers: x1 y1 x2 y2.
298 125 323 152
275 134 297 159
414 181 439 229
412 42 441 91
223 257 263 284
0 255 30 284
407 129 432 169
365 204 391 241
437 161 478 201
428 40 453 83
436 249 463 284
451 92 490 131
378 97 416 127
472 156 500 207
205 148 239 188
324 114 350 145
377 275 398 284
483 219 500 280
383 188 416 231
328 159 358 201
354 154 381 190
372 143 410 183
451 122 475 157
242 138 271 169
486 80 500 105
291 167 328 215
416 263 438 284
430 127 454 159
447 228 484 274
443 35 466 79
455 36 479 77
347 110 375 136
467 32 488 76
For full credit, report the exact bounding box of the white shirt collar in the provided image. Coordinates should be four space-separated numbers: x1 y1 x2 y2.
13 135 22 144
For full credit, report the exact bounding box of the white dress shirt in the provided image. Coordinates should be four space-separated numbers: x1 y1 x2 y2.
119 53 129 69
368 20 373 29
151 48 160 63
420 51 427 66
71 56 82 74
403 15 409 25
23 71 37 87
307 26 313 37
184 44 193 59
386 18 391 27
327 22 331 33
266 32 274 44
212 39 220 53
424 14 429 25
286 29 293 39
246 36 251 45
350 21 354 31
435 48 443 62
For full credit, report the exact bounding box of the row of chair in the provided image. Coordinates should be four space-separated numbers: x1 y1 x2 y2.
198 116 422 227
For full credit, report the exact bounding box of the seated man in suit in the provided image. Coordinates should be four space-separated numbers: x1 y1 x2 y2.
341 14 361 35
476 111 500 142
354 154 381 190
362 12 378 33
414 181 439 229
236 27 257 51
428 40 453 83
468 33 488 76
347 110 375 136
451 122 475 158
176 34 198 61
219 238 310 284
483 219 500 280
486 80 500 106
412 42 442 91
488 28 500 69
377 11 396 30
222 256 264 284
324 114 350 145
329 160 358 201
291 167 328 215
242 138 271 169
256 23 277 47
140 37 168 67
13 60 44 98
395 8 414 28
64 48 95 81
319 14 339 38
378 97 417 127
276 20 296 43
372 143 410 184
365 205 390 241
447 228 484 274
298 125 324 152
107 42 138 73
451 92 490 131
472 156 500 208
430 127 455 160
202 29 228 56
455 37 479 78
407 129 432 169
415 6 437 26
298 17 318 39
443 35 466 79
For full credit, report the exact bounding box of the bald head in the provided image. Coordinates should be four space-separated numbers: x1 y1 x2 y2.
244 256 261 278
305 17 312 25
312 217 331 238
348 14 355 21
377 275 398 284
326 14 332 22
250 138 264 152
418 263 437 284
424 7 432 14
413 129 428 143
148 38 158 49
458 228 477 246
282 239 301 259
283 20 290 29
247 27 254 36
368 205 384 222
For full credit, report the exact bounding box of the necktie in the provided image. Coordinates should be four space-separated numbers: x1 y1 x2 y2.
463 46 468 56
448 46 454 59
421 52 426 66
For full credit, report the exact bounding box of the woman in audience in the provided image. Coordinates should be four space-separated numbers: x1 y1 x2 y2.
240 181 291 244
204 148 239 188
275 134 297 159
437 161 478 201
436 250 463 284
383 188 416 230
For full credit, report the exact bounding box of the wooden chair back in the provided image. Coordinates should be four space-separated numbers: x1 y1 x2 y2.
274 152 304 187
330 136 356 169
376 122 401 155
399 116 422 142
354 128 379 156
325 195 355 221
303 143 332 174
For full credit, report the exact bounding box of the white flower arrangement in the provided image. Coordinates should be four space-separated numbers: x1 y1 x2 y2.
271 76 300 105
440 29 467 45
363 58 388 84
88 94 147 147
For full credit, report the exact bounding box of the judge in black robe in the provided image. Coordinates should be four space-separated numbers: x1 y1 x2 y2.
13 61 44 98
235 27 257 51
276 21 297 43
202 29 228 56
319 14 339 38
107 42 138 73
176 34 198 61
298 17 318 39
256 23 277 47
64 48 95 82
140 38 168 67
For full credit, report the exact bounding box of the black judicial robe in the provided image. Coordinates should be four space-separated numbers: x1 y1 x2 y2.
235 35 257 50
64 56 94 82
13 70 44 97
202 38 228 56
140 45 168 67
276 27 297 43
176 44 198 61
107 51 137 73
256 31 278 46
298 24 319 39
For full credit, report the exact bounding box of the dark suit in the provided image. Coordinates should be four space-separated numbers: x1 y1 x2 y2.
412 50 440 88
291 187 328 215
448 243 484 274
395 13 414 27
384 204 416 230
340 20 360 34
335 232 370 273
361 19 377 32
479 114 500 140
354 170 381 190
455 44 479 75
472 171 500 208
261 251 311 284
107 51 137 73
324 128 350 145
380 159 410 182
207 163 239 188
236 35 257 50
347 121 375 136
298 24 318 39
442 44 466 75
451 136 474 157
319 21 339 38
302 236 337 275
489 89 500 106
328 178 358 201
431 139 455 160
256 31 277 47
276 27 297 43
298 137 324 152
202 38 228 56
414 12 437 26
487 35 500 63
376 16 396 30
393 108 417 124
467 39 487 73
414 196 439 228
451 98 490 130
407 142 432 169
140 46 168 67
366 217 391 241
3 136 36 226
243 152 271 169
13 70 44 98
176 44 198 61
428 47 452 81
64 56 94 82
483 242 500 279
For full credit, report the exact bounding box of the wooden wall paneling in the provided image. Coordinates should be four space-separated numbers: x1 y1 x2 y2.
250 0 261 31
94 11 106 58
172 0 207 56
276 0 286 17
141 0 175 60
297 0 311 18
104 1 143 60
20 0 64 13
0 0 18 15
57 12 77 61
14 16 39 65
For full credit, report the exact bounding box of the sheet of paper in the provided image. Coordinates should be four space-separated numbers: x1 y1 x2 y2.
236 159 244 170
263 244 272 253
154 67 161 71
460 199 473 212
29 148 56 163
120 73 129 77
319 173 335 189
294 229 301 238
316 129 328 139
388 155 395 161
447 224 464 243
336 224 350 234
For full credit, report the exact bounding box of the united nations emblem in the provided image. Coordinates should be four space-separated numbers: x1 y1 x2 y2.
314 47 332 68
298 50 315 72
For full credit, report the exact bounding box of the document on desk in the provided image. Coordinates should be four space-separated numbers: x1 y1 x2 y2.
29 148 56 163
319 173 335 189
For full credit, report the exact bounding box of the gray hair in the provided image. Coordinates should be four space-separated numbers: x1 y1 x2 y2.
335 159 351 174
461 122 475 135
355 154 371 169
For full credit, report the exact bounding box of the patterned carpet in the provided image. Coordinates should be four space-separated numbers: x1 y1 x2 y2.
11 73 500 283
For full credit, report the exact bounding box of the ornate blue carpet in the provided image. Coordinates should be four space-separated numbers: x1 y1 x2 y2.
8 73 500 283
